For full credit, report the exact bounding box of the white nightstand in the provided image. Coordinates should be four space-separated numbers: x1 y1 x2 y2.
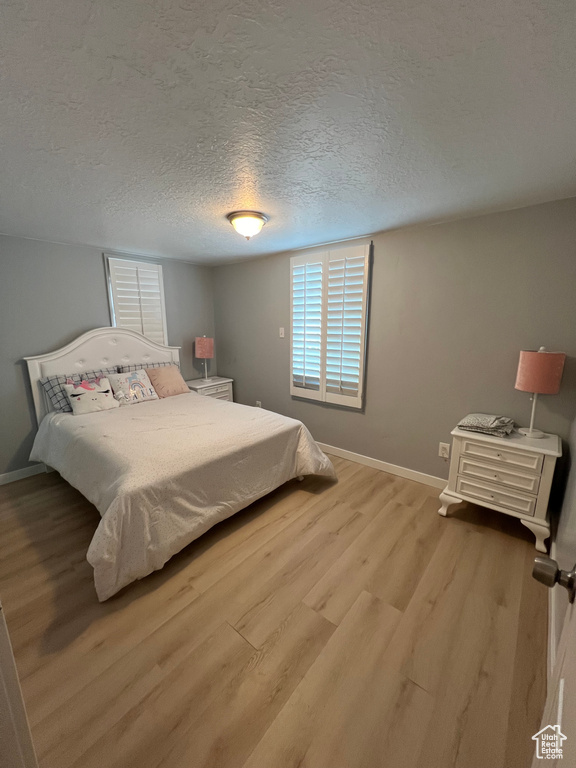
186 377 234 402
439 427 562 552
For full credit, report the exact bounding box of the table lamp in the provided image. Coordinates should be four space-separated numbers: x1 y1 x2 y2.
195 336 214 381
514 346 566 438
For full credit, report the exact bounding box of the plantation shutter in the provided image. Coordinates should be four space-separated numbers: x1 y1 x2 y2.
291 259 323 392
290 243 370 410
107 257 168 345
325 248 368 401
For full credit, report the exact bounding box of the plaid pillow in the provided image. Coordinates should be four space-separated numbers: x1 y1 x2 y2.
118 361 179 373
41 368 119 413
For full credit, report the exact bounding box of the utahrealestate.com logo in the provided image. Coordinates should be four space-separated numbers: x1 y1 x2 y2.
533 725 567 760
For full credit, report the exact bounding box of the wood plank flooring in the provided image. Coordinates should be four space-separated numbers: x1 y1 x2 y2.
0 457 546 768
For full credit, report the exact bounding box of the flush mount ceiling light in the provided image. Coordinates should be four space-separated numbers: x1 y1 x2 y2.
227 210 269 240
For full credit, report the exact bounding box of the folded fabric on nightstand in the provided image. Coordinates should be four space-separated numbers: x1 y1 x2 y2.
457 413 515 438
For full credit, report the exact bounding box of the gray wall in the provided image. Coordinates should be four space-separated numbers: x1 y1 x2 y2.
0 235 215 474
213 197 576 480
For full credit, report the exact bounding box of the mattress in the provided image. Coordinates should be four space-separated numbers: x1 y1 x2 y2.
30 392 336 600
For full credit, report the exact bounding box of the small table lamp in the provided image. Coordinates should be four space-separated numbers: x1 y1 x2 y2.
195 336 214 381
515 346 566 438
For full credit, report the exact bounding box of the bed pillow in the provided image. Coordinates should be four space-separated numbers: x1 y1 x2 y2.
41 367 119 413
64 377 120 415
118 361 179 373
146 365 189 398
108 369 159 406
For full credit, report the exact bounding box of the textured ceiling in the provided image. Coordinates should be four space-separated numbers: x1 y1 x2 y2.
1 0 575 264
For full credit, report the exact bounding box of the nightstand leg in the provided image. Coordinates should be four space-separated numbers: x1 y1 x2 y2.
438 489 462 517
520 519 550 553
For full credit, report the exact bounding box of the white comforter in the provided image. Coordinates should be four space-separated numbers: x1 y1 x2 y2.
30 393 335 601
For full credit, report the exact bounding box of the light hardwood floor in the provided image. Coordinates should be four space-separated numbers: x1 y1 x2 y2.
0 458 546 768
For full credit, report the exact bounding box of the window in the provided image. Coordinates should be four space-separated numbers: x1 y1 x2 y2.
105 255 168 345
290 242 371 409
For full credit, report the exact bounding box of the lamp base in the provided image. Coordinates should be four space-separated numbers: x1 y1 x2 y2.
518 427 546 439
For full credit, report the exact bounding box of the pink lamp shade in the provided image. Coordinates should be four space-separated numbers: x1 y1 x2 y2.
515 348 566 395
195 337 214 359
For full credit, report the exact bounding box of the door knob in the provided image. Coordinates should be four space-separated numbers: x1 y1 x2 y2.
533 556 576 603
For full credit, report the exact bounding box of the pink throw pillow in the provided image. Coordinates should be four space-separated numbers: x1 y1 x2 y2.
146 365 190 398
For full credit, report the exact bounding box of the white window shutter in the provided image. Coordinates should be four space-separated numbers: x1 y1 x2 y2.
325 246 368 408
107 257 168 345
290 243 370 409
291 259 324 393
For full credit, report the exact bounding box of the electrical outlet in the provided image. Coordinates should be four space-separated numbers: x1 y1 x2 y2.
255 401 262 408
279 327 285 338
439 442 450 460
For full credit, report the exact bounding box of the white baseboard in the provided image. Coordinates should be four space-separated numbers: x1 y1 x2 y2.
317 443 445 489
0 464 46 486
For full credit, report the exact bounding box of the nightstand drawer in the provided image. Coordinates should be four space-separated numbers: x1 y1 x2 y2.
460 439 543 473
458 457 540 495
456 476 536 516
186 377 234 402
202 384 230 396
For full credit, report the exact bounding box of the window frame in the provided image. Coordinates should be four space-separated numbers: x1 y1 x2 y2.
104 254 169 345
290 241 371 410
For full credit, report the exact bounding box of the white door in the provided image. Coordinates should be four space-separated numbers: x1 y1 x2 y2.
532 419 576 766
531 597 576 766
0 601 38 768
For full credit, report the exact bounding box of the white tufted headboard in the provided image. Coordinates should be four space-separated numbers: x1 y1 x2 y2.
24 327 181 425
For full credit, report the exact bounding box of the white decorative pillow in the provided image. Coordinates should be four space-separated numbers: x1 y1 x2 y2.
108 370 159 406
41 367 118 413
64 378 120 415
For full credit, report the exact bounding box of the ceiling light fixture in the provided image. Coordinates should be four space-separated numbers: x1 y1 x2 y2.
227 210 269 240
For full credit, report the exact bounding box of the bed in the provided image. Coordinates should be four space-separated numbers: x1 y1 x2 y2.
25 327 336 601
